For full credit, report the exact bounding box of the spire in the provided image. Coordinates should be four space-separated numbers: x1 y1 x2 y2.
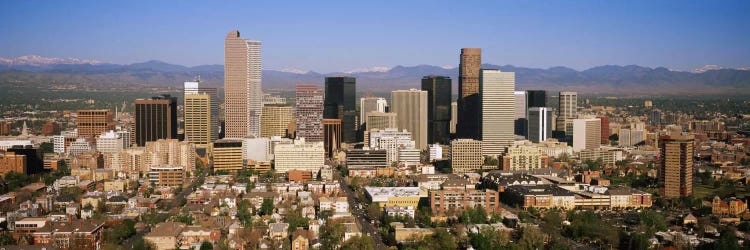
21 121 28 136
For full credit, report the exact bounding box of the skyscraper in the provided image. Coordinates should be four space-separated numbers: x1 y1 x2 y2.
261 104 293 138
391 89 428 149
450 101 457 135
224 30 262 138
528 107 552 143
365 112 397 132
360 97 388 126
450 139 483 174
76 110 114 139
457 48 481 139
421 75 452 145
513 91 528 137
600 116 610 144
323 119 342 158
526 90 547 108
572 118 601 152
184 93 212 146
184 81 219 142
134 95 177 147
658 134 694 198
556 91 578 142
324 77 357 143
479 69 515 156
295 85 324 142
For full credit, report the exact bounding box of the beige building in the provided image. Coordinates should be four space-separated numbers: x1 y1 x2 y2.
502 142 548 171
556 92 578 138
391 89 428 149
0 151 26 177
659 134 694 198
479 69 515 156
224 30 262 138
261 104 293 138
366 111 397 131
274 138 324 174
144 222 186 250
213 139 244 173
148 165 185 187
457 48 481 138
450 139 483 174
573 118 602 152
184 93 212 146
145 139 196 173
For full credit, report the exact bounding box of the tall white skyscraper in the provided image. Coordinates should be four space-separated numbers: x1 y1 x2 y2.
360 97 388 126
480 69 515 156
224 30 262 139
528 107 552 143
573 118 601 152
391 89 428 149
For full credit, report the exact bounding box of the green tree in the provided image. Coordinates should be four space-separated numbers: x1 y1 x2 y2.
366 203 381 222
426 228 457 250
200 241 214 250
40 142 54 153
715 228 741 250
468 226 509 250
0 231 15 245
320 220 346 250
260 198 274 215
3 171 33 191
237 199 253 226
286 208 309 233
518 226 545 250
341 235 375 250
105 219 136 244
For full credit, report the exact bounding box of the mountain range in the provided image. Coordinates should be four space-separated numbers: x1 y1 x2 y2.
1 55 749 95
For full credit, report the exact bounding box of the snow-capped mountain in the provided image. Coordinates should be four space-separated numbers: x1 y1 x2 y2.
0 55 104 66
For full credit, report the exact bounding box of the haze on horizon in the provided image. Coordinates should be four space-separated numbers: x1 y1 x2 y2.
1 0 749 73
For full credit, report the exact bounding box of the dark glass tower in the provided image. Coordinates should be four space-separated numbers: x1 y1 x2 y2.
134 94 178 146
526 90 547 109
324 77 357 143
421 76 452 145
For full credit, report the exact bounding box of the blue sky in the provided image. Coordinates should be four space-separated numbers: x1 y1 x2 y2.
1 0 749 72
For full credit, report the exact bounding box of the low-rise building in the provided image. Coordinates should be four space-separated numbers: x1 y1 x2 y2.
365 187 423 208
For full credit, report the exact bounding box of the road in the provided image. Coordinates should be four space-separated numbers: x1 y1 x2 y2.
339 176 389 250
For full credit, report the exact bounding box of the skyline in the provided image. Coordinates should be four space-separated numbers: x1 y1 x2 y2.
0 1 749 73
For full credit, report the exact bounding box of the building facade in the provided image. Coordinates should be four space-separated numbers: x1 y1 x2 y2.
295 85 324 142
261 104 293 138
134 95 177 147
391 89 428 150
658 134 694 198
224 30 262 138
457 48 481 139
479 69 515 156
450 139 483 174
324 77 357 143
421 75 452 145
76 110 114 139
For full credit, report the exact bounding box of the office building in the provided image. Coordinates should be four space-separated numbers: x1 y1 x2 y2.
600 116 610 144
261 104 293 138
513 91 528 137
619 128 645 147
323 119 342 158
365 112 397 132
76 110 114 139
527 107 552 143
368 128 415 164
450 139 483 174
41 121 60 136
274 138 325 174
391 89 428 149
0 152 26 177
96 131 124 154
658 134 694 198
572 118 602 152
556 92 578 141
224 30 262 138
421 75 452 145
501 143 548 171
144 139 196 173
213 139 244 173
365 187 422 208
324 77 357 143
184 81 219 142
148 165 185 187
360 97 388 127
650 109 662 127
450 102 457 134
295 85 324 142
457 48 481 139
347 149 388 168
134 95 177 147
430 189 501 214
242 137 271 162
184 93 212 146
526 90 547 108
6 146 43 175
0 121 10 136
479 69 515 156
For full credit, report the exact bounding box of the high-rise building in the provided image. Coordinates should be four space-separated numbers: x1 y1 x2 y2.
323 119 342 158
324 77 357 143
368 128 415 164
41 121 60 136
391 89 428 149
450 102 457 134
450 139 483 174
619 128 645 147
526 90 547 109
134 95 177 147
365 112 397 132
224 30 262 138
600 116 610 144
261 104 293 138
184 93 212 146
421 76 452 145
650 109 662 127
295 85 324 142
184 81 219 142
96 131 124 154
501 143 548 171
572 118 601 152
457 48 481 139
556 91 578 141
514 91 528 137
360 97 388 127
528 107 552 143
479 69 515 156
76 110 114 138
658 134 694 198
0 121 10 136
213 139 244 173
